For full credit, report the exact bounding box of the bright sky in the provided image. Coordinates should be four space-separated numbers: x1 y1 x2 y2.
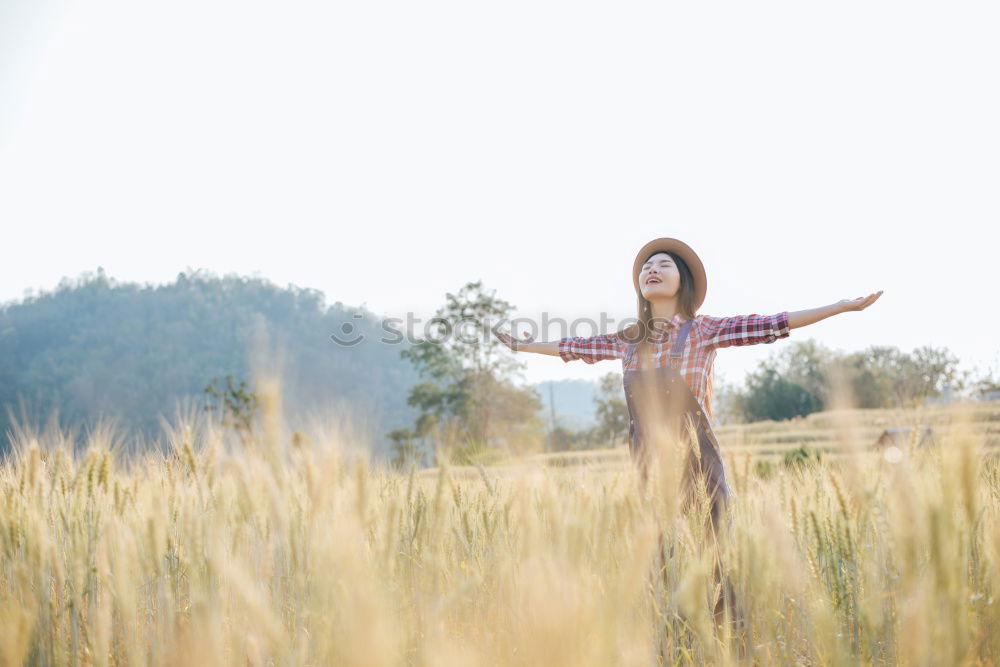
1 0 997 389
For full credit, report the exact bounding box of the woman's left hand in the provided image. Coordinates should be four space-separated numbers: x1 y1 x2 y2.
837 290 883 313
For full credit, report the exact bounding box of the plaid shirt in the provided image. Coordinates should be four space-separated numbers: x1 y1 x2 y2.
557 311 791 414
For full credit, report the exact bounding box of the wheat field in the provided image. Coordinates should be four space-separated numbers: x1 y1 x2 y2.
2 391 999 666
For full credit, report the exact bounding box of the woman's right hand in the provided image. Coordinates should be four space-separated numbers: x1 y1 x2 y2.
494 329 534 352
494 331 565 357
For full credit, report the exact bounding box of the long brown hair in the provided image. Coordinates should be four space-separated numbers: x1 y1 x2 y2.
620 250 716 420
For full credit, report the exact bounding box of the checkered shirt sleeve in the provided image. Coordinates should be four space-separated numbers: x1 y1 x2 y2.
698 311 791 350
557 332 628 364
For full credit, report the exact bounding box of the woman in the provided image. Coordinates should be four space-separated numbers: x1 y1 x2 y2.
495 237 882 626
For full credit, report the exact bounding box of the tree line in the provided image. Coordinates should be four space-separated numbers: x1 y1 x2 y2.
714 339 998 424
390 280 999 466
4 271 994 466
552 341 998 451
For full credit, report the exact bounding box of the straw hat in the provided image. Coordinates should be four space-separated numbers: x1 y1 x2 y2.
632 237 708 314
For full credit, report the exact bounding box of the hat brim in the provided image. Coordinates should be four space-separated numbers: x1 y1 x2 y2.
633 238 707 313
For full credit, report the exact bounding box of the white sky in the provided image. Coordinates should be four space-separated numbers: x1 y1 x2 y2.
1 0 997 389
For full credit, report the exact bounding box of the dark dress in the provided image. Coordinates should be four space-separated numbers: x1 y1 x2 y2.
623 318 745 634
622 318 732 532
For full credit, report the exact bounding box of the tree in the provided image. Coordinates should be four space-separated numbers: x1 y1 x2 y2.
838 345 962 409
549 425 578 452
397 281 543 462
774 339 834 409
547 424 605 452
472 374 546 454
593 372 629 447
723 341 967 422
911 345 965 401
717 341 831 423
711 375 746 426
204 375 259 445
740 365 820 422
970 359 1000 398
387 427 421 470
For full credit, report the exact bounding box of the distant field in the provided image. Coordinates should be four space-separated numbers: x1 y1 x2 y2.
423 401 1000 480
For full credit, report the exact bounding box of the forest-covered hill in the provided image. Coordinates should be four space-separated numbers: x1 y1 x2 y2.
0 268 425 458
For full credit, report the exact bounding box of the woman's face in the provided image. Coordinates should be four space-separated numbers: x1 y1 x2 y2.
638 252 681 300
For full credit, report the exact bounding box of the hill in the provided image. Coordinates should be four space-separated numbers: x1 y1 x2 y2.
0 268 423 457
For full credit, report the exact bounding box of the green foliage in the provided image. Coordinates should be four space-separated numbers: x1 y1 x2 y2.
546 424 608 452
838 345 965 409
783 444 823 469
741 366 820 422
753 446 823 479
0 268 423 456
723 338 969 424
544 373 631 452
397 281 543 461
539 373 627 453
593 372 629 447
549 426 581 452
387 427 423 470
777 339 834 407
204 375 259 444
972 362 1000 397
754 458 777 479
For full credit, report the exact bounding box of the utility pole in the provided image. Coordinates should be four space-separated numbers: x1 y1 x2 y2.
548 383 558 452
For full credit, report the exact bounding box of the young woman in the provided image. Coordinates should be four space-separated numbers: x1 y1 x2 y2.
494 237 882 627
497 237 881 512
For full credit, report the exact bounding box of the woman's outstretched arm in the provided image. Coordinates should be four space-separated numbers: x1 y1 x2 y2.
494 331 562 356
788 290 883 330
494 330 626 363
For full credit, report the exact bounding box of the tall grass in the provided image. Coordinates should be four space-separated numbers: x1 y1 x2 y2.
1 388 997 665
